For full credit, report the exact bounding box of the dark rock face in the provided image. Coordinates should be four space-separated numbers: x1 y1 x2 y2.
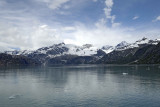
135 43 160 64
68 56 98 64
46 55 78 65
24 46 106 65
27 53 47 64
97 48 138 64
46 47 69 55
95 49 106 57
47 54 102 65
97 43 160 64
0 53 40 66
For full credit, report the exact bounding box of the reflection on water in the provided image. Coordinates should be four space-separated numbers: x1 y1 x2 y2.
0 65 160 107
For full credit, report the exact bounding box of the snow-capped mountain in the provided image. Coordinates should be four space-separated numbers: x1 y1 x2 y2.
114 37 160 51
101 37 160 52
4 37 160 57
98 37 160 64
1 37 160 65
5 43 99 57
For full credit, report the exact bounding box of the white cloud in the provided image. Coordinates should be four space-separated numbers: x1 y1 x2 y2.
153 16 160 22
93 0 98 2
104 0 120 27
112 22 121 28
104 0 113 19
0 42 16 52
0 22 62 51
0 20 159 52
37 0 71 10
110 15 121 27
133 16 139 20
64 21 136 47
63 21 160 47
156 16 160 21
0 25 31 51
31 25 62 49
62 26 76 31
63 5 70 9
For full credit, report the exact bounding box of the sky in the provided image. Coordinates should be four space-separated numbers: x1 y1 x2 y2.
0 0 160 51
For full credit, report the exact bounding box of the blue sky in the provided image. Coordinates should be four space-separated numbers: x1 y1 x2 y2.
0 0 160 50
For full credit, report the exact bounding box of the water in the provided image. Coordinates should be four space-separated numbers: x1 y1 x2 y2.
0 65 160 107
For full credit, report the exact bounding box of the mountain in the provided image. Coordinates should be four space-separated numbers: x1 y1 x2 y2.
5 43 99 56
1 37 160 65
133 42 160 64
4 43 107 65
97 38 160 64
115 41 130 50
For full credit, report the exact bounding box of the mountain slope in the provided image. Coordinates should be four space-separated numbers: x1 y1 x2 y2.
134 42 160 64
0 53 39 66
98 43 160 64
97 38 160 64
97 48 138 64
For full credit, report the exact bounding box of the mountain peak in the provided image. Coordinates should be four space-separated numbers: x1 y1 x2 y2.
135 37 149 44
116 41 129 47
142 37 148 40
115 41 130 50
57 42 65 46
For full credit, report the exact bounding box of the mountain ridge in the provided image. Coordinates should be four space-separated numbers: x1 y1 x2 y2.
0 37 160 65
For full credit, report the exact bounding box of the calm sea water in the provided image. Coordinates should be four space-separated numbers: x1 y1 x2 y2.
0 65 160 107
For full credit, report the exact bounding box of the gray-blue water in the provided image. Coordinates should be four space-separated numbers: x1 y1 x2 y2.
0 65 160 107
